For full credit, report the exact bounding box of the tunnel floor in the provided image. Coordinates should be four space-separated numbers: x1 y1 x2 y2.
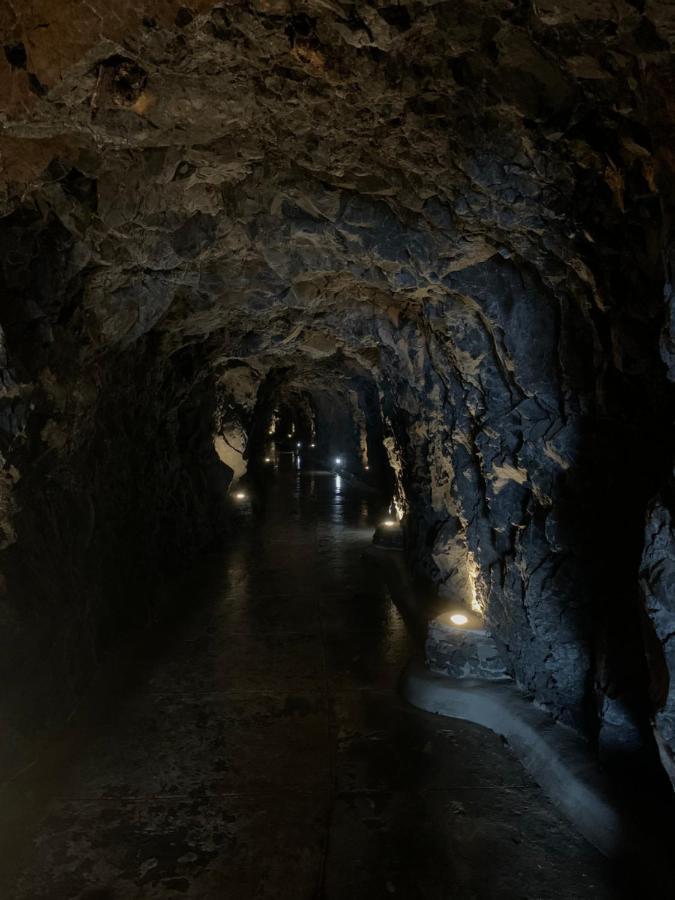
4 466 615 899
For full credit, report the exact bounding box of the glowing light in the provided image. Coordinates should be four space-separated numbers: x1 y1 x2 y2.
450 613 468 626
264 457 272 463
310 443 316 448
466 551 483 614
382 519 397 528
287 433 292 438
296 441 302 448
334 457 342 466
365 465 370 470
234 491 247 501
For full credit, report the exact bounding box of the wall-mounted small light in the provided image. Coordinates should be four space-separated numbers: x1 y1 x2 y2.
264 457 272 463
334 457 342 466
296 441 302 448
234 491 247 501
310 443 316 448
287 433 292 438
450 613 468 626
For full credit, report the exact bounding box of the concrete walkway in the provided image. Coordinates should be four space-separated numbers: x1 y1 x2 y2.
2 467 615 898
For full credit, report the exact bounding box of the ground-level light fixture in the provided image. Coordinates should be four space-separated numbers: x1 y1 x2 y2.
372 515 403 550
450 613 469 626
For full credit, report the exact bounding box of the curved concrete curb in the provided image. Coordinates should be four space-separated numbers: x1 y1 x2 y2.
402 660 628 858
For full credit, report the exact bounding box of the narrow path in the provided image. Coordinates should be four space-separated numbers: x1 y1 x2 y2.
5 468 614 899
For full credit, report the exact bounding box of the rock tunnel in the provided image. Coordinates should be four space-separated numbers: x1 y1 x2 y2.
1 1 675 896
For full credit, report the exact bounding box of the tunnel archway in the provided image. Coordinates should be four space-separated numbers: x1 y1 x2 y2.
2 1 675 894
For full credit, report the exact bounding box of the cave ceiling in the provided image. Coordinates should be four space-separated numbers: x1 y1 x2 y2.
1 0 673 375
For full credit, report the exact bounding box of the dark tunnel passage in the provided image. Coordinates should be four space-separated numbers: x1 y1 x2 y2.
0 447 618 899
3 1 675 898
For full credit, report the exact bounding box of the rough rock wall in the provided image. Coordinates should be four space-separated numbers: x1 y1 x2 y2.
213 362 265 482
375 259 596 727
639 247 675 785
641 499 675 784
1 0 674 774
0 324 229 771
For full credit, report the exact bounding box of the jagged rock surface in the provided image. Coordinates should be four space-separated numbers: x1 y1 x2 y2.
427 615 510 682
0 1 674 781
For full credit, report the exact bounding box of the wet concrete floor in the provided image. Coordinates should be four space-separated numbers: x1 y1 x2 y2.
2 466 616 898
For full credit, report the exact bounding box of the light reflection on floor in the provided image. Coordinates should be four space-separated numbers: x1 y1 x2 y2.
3 465 615 900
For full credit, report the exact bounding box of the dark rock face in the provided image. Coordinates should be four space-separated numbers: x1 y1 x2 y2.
0 1 674 785
427 614 510 683
0 332 230 768
641 497 675 782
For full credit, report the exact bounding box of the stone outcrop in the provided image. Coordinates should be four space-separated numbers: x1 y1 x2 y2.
1 1 674 785
426 614 510 683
